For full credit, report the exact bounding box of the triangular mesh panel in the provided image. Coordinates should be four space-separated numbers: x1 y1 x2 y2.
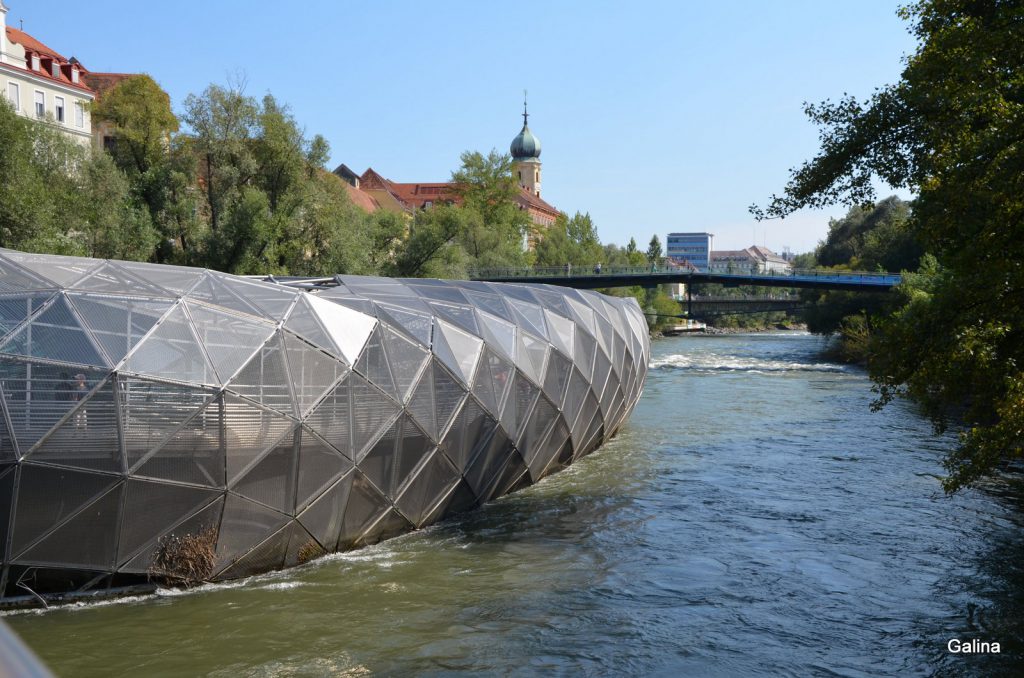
0 467 14 559
28 377 122 472
11 464 119 557
463 426 516 502
0 405 14 463
380 324 429 403
427 302 479 336
185 272 264 317
516 331 548 386
215 521 290 580
508 299 548 339
472 348 513 419
406 283 469 304
221 395 295 484
358 414 433 499
71 261 172 297
354 326 398 401
135 395 227 487
120 496 224 575
571 391 601 451
214 494 290 574
432 360 467 440
531 287 571 316
218 276 298 320
498 284 540 305
0 292 56 341
433 319 483 386
297 471 353 551
283 331 347 416
0 254 58 292
284 295 337 358
591 349 613 405
116 260 206 296
125 304 216 384
357 508 414 548
16 482 124 569
573 327 598 382
305 294 377 365
225 332 295 416
231 428 298 513
565 296 597 337
517 393 559 470
405 366 436 441
120 377 217 471
68 293 171 367
543 308 575 359
0 360 107 453
116 479 220 566
500 371 539 442
284 520 325 568
187 302 276 385
295 428 352 511
394 450 460 527
374 302 432 348
438 396 497 472
562 367 589 427
462 289 513 321
476 310 516 362
531 418 571 481
0 294 107 366
337 472 392 549
542 348 573 407
0 251 100 287
306 373 399 460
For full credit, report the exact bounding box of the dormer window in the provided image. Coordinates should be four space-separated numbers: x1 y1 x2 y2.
31 54 40 71
71 68 79 84
51 63 60 79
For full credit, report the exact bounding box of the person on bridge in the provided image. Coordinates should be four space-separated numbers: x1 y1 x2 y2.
594 263 602 274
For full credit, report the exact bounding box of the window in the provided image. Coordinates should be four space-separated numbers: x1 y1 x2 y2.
71 68 80 84
75 102 84 128
6 83 19 111
34 91 45 118
31 54 40 71
54 96 65 123
51 63 61 79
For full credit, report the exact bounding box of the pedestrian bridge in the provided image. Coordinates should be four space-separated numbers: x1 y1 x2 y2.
468 266 901 292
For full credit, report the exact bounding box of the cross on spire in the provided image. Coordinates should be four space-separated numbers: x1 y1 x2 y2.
522 89 529 127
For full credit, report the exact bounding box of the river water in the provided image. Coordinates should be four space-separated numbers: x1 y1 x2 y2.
5 332 1023 676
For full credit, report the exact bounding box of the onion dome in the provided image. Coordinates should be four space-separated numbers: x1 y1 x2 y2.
510 100 541 160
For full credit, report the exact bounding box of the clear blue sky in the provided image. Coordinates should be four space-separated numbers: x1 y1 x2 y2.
12 1 917 254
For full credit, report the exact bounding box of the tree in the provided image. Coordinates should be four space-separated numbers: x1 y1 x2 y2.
753 0 1024 491
92 75 179 177
450 149 529 268
646 234 663 264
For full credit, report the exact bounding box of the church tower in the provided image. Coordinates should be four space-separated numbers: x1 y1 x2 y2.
510 97 542 197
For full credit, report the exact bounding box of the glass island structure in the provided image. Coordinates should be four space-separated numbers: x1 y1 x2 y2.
0 250 649 604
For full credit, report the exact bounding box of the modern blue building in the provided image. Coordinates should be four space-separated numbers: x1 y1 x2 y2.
666 232 714 271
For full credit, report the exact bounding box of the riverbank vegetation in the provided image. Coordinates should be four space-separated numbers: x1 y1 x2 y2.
753 0 1023 492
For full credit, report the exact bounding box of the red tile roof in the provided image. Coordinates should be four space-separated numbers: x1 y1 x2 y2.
343 182 381 212
3 27 93 94
82 72 135 98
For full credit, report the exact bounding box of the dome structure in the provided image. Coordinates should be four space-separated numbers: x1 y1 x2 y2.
0 248 649 604
510 101 541 161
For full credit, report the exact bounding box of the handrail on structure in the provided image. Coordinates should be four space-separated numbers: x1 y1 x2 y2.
466 265 902 285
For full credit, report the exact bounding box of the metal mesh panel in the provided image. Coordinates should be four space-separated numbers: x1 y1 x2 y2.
116 479 219 565
186 302 275 384
432 361 467 439
516 331 548 385
231 427 298 513
0 360 106 453
438 396 497 472
125 304 216 384
297 471 352 551
222 395 294 484
374 303 433 347
571 391 602 450
225 333 295 416
354 327 398 400
579 405 605 458
542 348 573 407
29 377 122 472
284 521 324 568
508 299 548 339
543 308 575 359
283 331 347 416
68 293 171 367
438 478 479 519
0 254 57 292
0 292 55 340
0 251 100 287
405 366 436 441
186 273 264 318
562 367 590 426
214 494 290 573
565 295 597 337
500 371 539 442
357 508 413 547
476 310 517 362
532 418 571 481
517 393 559 469
305 294 377 365
120 496 223 574
591 349 614 405
306 373 399 460
285 295 338 358
406 283 469 304
218 276 297 320
337 472 391 549
0 467 14 560
381 324 429 403
472 348 513 418
601 372 621 420
531 287 571 316
295 428 352 511
499 284 540 305
217 522 290 579
394 450 459 527
573 326 598 382
116 260 206 296
432 319 483 386
359 415 430 498
0 294 107 366
11 464 118 556
464 426 515 502
136 396 226 487
16 482 123 569
427 302 479 335
72 262 171 297
121 377 216 471
462 289 513 321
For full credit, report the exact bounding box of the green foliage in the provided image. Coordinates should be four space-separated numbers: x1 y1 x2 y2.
646 234 663 264
534 211 603 268
755 0 1024 491
92 74 179 177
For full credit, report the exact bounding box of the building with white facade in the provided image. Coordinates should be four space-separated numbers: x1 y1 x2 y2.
0 1 94 147
666 232 714 271
709 245 792 275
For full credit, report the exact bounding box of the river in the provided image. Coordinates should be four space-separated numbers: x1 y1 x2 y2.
5 332 1023 676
